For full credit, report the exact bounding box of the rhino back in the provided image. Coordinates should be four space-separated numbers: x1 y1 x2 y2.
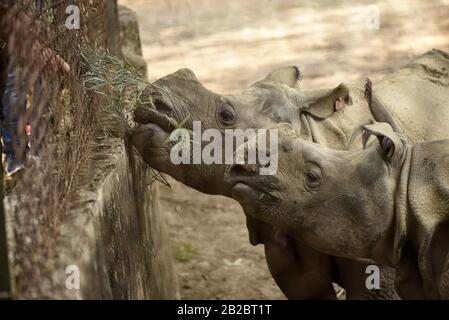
374 49 449 143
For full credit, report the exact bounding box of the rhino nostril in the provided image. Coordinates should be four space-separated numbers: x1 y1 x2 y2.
153 97 173 114
229 164 257 178
230 165 247 176
134 107 152 124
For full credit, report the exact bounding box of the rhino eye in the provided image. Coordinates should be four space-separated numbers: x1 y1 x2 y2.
304 167 322 190
381 137 394 158
306 171 319 183
217 103 236 126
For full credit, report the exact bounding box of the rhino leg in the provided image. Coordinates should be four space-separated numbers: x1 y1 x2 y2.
334 258 400 300
246 214 400 299
246 215 337 299
265 236 400 299
266 238 341 299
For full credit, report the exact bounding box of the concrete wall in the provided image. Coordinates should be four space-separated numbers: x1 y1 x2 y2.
53 137 178 299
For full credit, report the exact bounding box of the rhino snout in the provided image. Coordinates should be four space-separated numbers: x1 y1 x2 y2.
225 164 259 185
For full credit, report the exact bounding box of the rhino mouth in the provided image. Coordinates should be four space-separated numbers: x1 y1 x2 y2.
130 122 171 156
134 107 177 132
226 164 280 207
231 183 281 219
134 96 178 132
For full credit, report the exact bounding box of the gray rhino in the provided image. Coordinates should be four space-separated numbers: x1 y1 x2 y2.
131 66 388 299
131 49 449 299
227 121 449 299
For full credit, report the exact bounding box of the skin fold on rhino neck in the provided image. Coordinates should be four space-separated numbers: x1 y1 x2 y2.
368 139 449 299
371 145 411 267
391 141 449 299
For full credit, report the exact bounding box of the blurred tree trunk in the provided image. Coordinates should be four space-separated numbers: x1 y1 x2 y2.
0 39 11 300
106 0 122 56
0 157 10 299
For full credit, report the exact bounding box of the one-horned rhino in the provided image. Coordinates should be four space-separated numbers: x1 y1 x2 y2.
227 121 449 299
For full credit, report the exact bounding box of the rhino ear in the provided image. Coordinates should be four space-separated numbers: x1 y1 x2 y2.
170 68 199 81
301 83 351 119
362 122 406 161
263 66 302 88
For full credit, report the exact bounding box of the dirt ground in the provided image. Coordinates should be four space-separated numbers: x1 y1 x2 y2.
119 0 449 299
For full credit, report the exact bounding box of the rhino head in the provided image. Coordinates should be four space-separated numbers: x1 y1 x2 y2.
226 122 408 263
131 66 306 195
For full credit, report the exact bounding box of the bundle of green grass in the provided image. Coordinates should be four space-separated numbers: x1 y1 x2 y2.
81 48 179 187
81 47 192 141
80 47 155 137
